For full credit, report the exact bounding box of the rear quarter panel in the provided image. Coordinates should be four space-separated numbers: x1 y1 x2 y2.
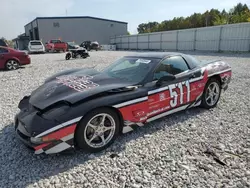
205 60 232 87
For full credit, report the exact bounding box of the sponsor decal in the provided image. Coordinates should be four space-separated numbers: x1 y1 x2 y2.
56 75 99 92
136 59 151 64
132 109 146 117
198 83 205 88
147 105 171 117
159 93 166 101
149 104 160 110
148 98 155 102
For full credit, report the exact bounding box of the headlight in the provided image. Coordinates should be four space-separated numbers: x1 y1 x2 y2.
41 104 70 120
30 137 43 144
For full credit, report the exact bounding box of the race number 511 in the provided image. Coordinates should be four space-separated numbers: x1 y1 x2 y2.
169 81 190 108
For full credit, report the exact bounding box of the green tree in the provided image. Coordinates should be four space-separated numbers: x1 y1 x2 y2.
136 3 250 34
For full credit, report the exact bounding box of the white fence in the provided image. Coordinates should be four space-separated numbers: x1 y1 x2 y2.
110 23 250 52
100 44 116 51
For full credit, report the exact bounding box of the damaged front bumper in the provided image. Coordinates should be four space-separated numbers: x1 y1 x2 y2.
14 97 77 154
14 115 37 151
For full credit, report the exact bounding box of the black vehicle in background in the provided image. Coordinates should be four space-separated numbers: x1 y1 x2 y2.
65 47 89 60
0 39 8 47
80 41 100 51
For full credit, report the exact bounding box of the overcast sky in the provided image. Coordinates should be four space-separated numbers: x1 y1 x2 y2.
1 0 249 39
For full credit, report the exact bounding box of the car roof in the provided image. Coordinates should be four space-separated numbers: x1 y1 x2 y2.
124 52 186 59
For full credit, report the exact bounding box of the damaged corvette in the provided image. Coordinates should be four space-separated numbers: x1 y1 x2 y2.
14 52 232 154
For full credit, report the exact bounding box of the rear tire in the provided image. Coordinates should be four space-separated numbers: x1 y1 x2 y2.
81 54 88 59
75 108 120 153
201 78 221 109
5 60 20 70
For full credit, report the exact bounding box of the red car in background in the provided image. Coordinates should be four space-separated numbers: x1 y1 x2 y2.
0 46 31 70
45 39 68 53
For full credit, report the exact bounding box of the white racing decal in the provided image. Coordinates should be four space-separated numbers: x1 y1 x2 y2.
35 116 82 138
114 79 194 110
147 104 189 122
61 133 74 142
113 97 148 108
148 85 169 95
122 104 191 133
189 76 204 83
35 149 44 154
147 105 170 117
123 121 144 133
136 59 151 64
35 133 74 154
169 81 190 108
56 75 99 92
187 92 203 108
122 126 134 134
45 142 72 154
208 68 231 77
149 76 203 95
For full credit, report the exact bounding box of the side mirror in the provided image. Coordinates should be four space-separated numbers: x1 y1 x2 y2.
156 74 176 86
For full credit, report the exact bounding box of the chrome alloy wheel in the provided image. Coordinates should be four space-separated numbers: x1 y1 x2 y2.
205 82 220 106
6 60 19 70
84 113 116 148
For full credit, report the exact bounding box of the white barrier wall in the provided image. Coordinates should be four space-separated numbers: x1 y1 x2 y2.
110 23 250 52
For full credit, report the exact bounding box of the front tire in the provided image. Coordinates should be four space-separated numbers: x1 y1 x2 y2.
5 60 19 70
75 108 120 152
201 78 221 109
65 53 71 60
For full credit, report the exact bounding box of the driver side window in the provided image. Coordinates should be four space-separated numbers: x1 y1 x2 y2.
153 56 189 80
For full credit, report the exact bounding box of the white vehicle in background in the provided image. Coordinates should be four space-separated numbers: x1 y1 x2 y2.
28 40 45 54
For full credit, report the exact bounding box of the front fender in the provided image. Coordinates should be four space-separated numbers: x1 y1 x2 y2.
55 88 147 124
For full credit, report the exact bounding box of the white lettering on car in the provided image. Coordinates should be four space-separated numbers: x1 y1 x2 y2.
56 75 99 92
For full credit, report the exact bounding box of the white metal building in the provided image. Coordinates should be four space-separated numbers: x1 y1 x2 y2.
23 16 127 45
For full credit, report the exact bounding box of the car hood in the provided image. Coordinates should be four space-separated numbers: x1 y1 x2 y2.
29 68 136 110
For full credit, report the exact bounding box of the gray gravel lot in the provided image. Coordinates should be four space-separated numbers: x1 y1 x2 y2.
0 51 249 188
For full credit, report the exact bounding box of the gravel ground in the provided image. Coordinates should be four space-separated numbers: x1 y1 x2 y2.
0 51 249 188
